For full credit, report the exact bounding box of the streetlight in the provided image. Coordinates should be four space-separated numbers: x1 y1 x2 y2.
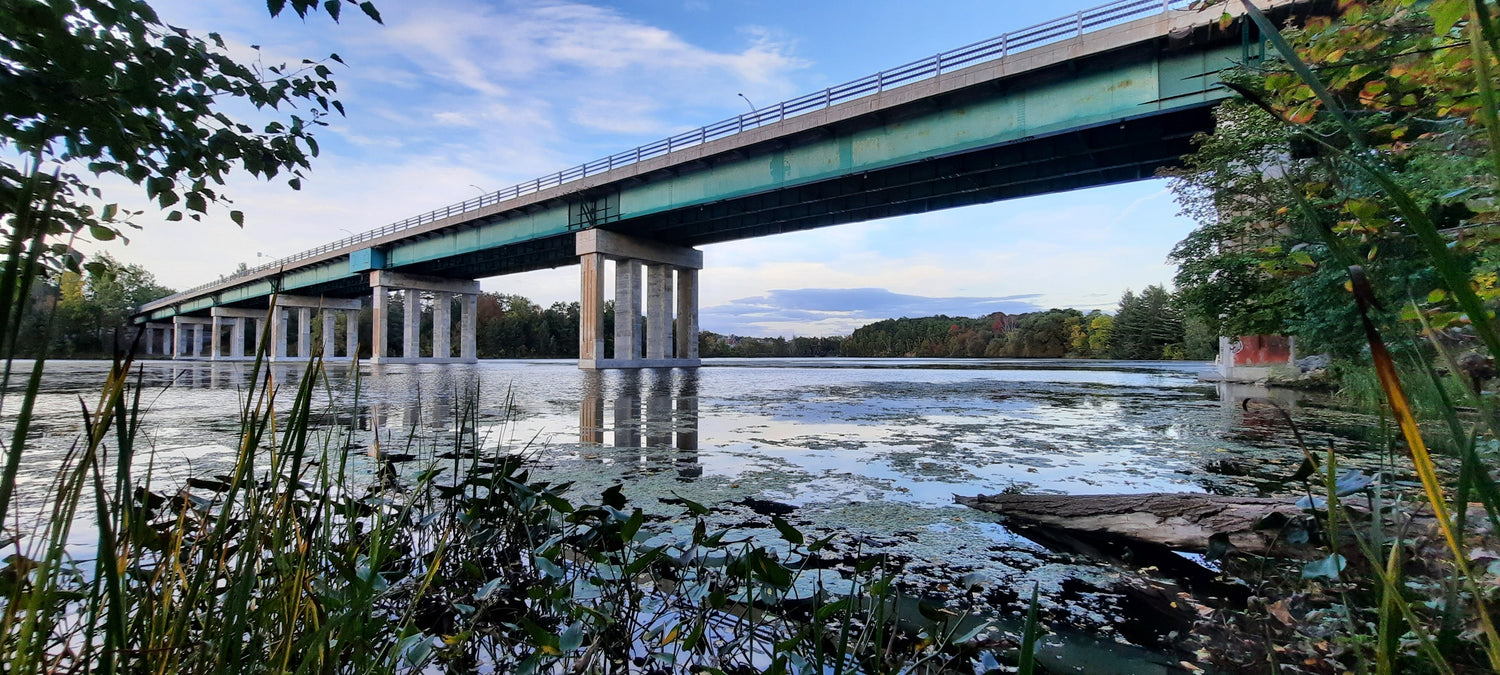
469 184 487 197
737 93 757 112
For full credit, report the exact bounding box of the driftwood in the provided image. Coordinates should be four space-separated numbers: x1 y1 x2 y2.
957 492 1497 560
956 492 1311 557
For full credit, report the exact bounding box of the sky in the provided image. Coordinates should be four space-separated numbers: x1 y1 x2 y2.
94 0 1201 337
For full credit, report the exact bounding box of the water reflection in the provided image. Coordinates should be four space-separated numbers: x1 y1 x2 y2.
1213 379 1308 411
579 369 700 478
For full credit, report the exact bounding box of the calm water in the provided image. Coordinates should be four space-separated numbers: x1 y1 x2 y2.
3 357 1381 669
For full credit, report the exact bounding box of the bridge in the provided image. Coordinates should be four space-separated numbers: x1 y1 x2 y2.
133 0 1292 368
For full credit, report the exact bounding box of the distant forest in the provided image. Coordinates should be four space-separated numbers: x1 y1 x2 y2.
705 285 1216 361
16 258 1212 361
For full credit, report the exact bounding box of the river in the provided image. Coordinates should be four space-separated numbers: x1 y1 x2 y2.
4 357 1384 673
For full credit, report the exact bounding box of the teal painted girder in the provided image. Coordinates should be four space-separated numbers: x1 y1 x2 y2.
381 44 1239 274
144 42 1241 321
620 47 1236 223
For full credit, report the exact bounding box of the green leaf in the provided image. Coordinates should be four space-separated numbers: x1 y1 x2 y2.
165 211 183 222
267 0 287 16
601 484 626 509
101 203 118 221
621 508 643 542
475 577 503 601
323 0 341 21
403 635 432 666
89 224 116 241
672 492 710 515
359 1 382 23
771 515 804 545
1430 0 1467 35
230 210 244 226
559 623 583 652
534 555 564 579
1301 553 1347 580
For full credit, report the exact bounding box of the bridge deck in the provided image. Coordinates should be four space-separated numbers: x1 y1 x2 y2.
137 0 1301 322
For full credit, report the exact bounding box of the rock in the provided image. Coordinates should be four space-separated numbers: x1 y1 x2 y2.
1294 354 1331 373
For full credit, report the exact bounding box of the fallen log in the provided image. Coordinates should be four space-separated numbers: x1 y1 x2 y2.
955 492 1311 557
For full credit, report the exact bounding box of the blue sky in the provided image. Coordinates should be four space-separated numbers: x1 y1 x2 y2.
98 0 1200 337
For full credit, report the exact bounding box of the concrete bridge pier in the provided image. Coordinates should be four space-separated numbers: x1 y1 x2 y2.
368 271 480 364
171 316 213 360
576 230 702 370
271 296 364 361
140 323 174 356
207 308 261 360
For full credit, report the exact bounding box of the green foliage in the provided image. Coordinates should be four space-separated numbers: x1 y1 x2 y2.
1172 0 1500 670
1109 285 1186 360
839 314 1005 358
1165 99 1300 338
7 253 172 357
1166 1 1493 355
473 293 580 358
699 331 843 357
0 0 379 270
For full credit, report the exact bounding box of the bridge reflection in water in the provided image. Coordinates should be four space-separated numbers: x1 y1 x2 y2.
579 369 699 478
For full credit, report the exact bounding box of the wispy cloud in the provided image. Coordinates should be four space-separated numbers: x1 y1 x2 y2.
703 288 1046 337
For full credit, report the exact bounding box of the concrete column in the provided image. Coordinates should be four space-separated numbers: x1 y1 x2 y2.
614 260 642 360
190 324 201 357
580 253 605 361
274 308 288 360
173 325 183 359
210 317 222 360
646 265 673 359
252 318 263 356
372 288 388 362
675 267 698 360
461 294 477 362
145 326 155 355
346 311 360 360
322 310 336 359
403 289 420 359
432 292 451 359
231 318 245 359
297 307 312 359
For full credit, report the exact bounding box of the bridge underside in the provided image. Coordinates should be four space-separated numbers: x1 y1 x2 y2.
617 105 1211 245
394 103 1212 282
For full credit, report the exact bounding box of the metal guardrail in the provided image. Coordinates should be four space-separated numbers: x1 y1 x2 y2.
162 0 1190 304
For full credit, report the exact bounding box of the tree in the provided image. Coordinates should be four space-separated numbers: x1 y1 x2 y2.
42 253 173 355
1165 1 1493 357
1109 286 1185 360
1 0 382 272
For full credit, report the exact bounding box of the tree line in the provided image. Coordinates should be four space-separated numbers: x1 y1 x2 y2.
16 267 1210 361
705 285 1215 360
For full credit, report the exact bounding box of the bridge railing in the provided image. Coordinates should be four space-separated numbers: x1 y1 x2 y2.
164 0 1191 303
